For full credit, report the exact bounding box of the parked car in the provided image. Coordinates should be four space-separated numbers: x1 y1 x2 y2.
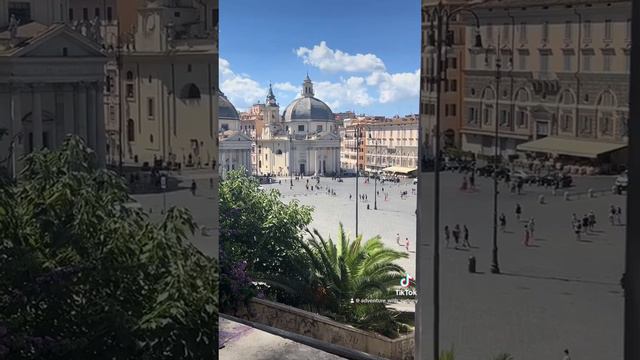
538 173 573 188
494 167 511 180
615 171 628 191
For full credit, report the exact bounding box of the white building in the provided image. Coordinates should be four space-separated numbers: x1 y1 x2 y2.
0 0 108 177
218 90 252 177
366 119 419 173
257 77 340 176
119 0 218 169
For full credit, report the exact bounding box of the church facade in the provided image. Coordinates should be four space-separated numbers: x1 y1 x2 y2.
257 76 341 177
218 90 252 177
0 0 109 177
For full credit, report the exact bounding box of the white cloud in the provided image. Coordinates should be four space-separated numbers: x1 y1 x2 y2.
219 57 266 110
313 76 375 111
367 70 420 104
273 82 299 93
295 41 386 73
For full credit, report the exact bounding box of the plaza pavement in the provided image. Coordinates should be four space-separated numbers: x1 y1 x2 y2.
265 172 625 360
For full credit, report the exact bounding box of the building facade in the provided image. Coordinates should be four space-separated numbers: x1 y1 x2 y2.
0 0 108 177
257 77 340 176
119 0 218 169
365 118 419 173
461 0 630 165
218 90 252 177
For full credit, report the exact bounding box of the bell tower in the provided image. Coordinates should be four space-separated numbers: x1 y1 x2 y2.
264 83 280 124
302 73 314 97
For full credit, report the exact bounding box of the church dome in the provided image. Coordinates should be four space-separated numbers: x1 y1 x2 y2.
282 76 334 122
218 90 240 120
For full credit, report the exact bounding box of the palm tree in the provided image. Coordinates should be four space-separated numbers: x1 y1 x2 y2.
296 223 410 337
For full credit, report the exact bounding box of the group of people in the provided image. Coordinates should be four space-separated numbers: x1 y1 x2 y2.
396 233 411 252
443 224 471 249
460 174 476 191
608 205 624 226
572 211 597 241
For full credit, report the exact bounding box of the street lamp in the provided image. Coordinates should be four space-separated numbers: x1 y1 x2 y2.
368 132 379 210
289 131 293 187
420 3 482 360
355 126 361 236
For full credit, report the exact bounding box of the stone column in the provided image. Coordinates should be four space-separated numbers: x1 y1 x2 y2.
87 84 97 148
63 84 75 139
32 85 43 151
76 83 87 141
95 82 106 167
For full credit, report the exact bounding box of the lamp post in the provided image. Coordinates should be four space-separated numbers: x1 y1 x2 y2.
355 126 360 236
289 131 293 187
369 132 379 210
421 3 482 359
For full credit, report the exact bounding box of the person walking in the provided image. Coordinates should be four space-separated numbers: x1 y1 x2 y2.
396 233 401 246
462 225 471 248
523 224 530 246
499 213 507 232
452 225 461 249
582 214 590 234
190 179 197 196
469 173 475 188
616 206 623 225
574 221 582 241
528 218 536 239
515 203 522 221
405 237 410 252
444 225 451 248
588 211 596 231
609 205 616 225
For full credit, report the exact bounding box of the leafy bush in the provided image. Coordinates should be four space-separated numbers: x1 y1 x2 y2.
0 136 218 360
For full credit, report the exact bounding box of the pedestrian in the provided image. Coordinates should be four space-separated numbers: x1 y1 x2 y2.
528 218 536 239
588 210 596 231
209 177 213 189
190 179 197 196
469 173 475 188
463 225 471 248
574 221 582 241
616 206 623 225
563 349 571 360
349 194 352 200
396 233 401 246
517 180 523 194
609 205 616 225
515 203 522 221
444 225 451 248
453 224 461 248
582 214 590 233
523 224 530 246
405 237 410 252
499 213 507 232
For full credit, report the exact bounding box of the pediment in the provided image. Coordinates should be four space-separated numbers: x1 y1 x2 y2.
219 131 253 142
12 25 104 58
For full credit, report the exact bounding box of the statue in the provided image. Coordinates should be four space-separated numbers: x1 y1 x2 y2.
8 14 20 42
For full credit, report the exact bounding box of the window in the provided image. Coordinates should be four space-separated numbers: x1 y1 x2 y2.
601 116 613 135
95 7 100 18
69 8 74 21
126 71 134 81
450 57 457 69
561 114 572 132
483 106 492 125
451 80 457 92
542 22 549 42
603 53 613 72
565 21 573 41
298 125 304 131
83 7 88 20
604 20 612 41
126 84 134 98
187 64 192 72
583 54 592 71
105 76 112 93
107 7 113 21
519 22 527 42
147 98 155 118
517 110 528 128
445 105 449 116
563 53 573 71
8 1 31 22
451 104 457 117
127 119 135 142
62 47 68 57
540 53 550 72
584 20 592 41
519 53 528 70
180 84 201 99
500 110 508 126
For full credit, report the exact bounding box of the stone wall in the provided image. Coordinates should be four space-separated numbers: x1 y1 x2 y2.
234 298 415 360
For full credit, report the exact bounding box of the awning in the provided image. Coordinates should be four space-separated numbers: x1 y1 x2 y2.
382 166 418 174
517 137 627 159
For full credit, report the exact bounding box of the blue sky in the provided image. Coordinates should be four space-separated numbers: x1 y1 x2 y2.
219 0 421 116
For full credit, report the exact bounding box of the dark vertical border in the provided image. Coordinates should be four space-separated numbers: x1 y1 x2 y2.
624 1 639 359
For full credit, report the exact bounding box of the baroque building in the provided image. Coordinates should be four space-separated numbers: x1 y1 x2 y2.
218 90 252 177
119 0 217 169
257 76 341 176
461 0 630 166
0 0 108 177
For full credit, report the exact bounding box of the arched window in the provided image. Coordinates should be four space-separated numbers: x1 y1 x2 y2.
596 90 617 136
514 88 530 128
127 119 135 142
481 87 495 126
557 90 576 133
126 71 134 81
180 83 201 99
